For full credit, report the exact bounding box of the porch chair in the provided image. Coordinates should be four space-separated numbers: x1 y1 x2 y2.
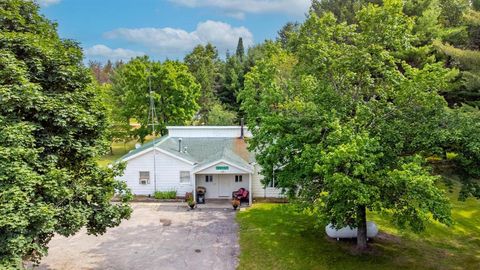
232 188 249 204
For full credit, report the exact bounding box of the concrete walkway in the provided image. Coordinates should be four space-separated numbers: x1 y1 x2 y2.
36 203 239 270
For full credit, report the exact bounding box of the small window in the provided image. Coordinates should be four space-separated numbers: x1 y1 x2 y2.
180 171 190 184
139 171 150 185
235 175 243 182
205 175 213 183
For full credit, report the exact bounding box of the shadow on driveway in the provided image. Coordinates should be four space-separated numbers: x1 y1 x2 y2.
35 203 239 270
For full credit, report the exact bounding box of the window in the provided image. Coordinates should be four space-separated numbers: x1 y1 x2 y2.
180 171 190 184
267 178 277 188
235 175 243 182
205 175 213 183
139 171 150 185
268 169 278 188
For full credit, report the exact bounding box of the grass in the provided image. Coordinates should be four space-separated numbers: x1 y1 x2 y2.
237 181 480 270
97 136 155 167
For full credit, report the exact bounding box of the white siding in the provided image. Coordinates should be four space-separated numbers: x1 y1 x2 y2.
195 174 249 199
251 164 284 198
118 150 194 196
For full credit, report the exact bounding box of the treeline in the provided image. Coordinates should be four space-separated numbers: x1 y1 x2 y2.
90 0 480 196
89 38 274 144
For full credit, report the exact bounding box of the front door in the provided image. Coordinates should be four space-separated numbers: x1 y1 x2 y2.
199 174 218 198
218 175 232 197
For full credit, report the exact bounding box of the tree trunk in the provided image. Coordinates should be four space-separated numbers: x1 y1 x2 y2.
356 205 368 251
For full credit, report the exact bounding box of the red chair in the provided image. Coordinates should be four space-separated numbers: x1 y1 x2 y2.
232 188 249 204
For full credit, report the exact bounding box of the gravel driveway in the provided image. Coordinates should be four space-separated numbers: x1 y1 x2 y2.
36 203 239 270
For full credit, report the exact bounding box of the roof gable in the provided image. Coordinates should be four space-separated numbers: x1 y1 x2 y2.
193 160 253 174
119 136 254 170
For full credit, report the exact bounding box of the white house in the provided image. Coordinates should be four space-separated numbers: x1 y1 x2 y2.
117 126 283 203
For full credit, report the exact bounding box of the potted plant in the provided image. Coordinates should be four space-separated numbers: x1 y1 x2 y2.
232 198 240 210
187 197 196 210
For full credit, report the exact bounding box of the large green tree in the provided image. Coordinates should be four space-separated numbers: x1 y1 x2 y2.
0 1 132 268
111 56 200 142
184 44 222 124
239 0 454 250
311 0 480 107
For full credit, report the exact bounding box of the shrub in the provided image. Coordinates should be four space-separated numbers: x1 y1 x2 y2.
153 190 177 200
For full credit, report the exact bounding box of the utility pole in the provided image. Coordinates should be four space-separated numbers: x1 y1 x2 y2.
147 68 158 193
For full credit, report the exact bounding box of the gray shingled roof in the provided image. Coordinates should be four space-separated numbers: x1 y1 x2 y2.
120 137 254 172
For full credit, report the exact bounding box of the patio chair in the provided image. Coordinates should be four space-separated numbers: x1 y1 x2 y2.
232 188 249 204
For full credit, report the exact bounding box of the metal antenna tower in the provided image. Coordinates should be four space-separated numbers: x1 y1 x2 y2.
147 68 158 193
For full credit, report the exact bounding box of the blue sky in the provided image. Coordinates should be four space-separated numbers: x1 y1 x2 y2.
37 0 310 63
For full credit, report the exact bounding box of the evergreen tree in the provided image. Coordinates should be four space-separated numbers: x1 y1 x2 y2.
277 22 300 49
312 0 479 107
219 54 244 113
184 44 223 124
236 37 245 61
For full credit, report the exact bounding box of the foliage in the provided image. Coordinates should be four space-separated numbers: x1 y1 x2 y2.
0 1 132 268
236 37 245 61
434 40 480 106
218 54 244 113
95 82 131 153
89 60 123 85
153 190 177 200
277 22 300 50
206 103 237 126
439 107 480 199
310 0 479 108
239 0 455 249
184 44 223 124
237 183 480 270
111 56 200 142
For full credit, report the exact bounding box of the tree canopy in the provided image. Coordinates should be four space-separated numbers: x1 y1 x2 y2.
0 1 132 267
310 0 480 108
239 0 455 250
184 44 222 124
111 56 200 142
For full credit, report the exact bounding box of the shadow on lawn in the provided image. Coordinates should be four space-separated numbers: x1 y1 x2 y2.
237 204 480 270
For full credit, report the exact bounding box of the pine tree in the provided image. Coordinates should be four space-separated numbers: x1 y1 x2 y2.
236 37 245 61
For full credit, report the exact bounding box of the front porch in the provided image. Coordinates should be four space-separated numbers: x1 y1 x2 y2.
193 160 253 205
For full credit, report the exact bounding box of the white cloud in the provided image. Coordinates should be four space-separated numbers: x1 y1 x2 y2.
36 0 61 7
170 0 310 19
84 45 145 62
104 20 254 56
225 11 246 20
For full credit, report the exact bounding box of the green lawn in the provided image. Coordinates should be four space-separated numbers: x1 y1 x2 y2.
237 182 480 270
97 136 154 167
97 140 138 167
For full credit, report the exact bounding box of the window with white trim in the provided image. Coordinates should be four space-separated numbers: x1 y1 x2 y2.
235 175 243 182
267 178 277 188
268 169 277 187
139 171 150 185
205 175 213 183
180 171 190 184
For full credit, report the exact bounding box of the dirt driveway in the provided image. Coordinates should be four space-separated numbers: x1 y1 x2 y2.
36 203 239 270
